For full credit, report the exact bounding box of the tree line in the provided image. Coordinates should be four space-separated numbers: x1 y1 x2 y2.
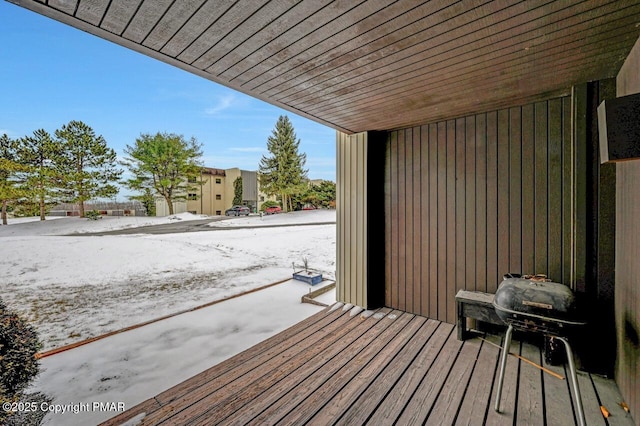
1 115 332 224
0 121 121 224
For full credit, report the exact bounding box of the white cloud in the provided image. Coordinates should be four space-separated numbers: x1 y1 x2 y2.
204 94 236 116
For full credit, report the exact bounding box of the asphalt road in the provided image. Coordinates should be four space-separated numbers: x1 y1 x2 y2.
74 216 336 236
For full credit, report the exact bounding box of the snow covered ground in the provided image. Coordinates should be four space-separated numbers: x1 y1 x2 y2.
1 210 336 350
0 210 337 425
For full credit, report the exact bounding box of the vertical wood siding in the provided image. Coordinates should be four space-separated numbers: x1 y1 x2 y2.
384 98 572 324
337 132 367 308
615 36 640 426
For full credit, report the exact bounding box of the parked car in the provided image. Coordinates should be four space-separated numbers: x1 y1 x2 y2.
225 205 250 216
264 206 282 215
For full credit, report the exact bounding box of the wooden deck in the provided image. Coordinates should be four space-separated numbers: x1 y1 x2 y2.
102 304 634 426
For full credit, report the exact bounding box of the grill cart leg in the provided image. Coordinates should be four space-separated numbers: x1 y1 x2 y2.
494 324 513 413
555 336 586 426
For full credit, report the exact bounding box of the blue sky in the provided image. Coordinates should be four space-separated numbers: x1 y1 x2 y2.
0 1 336 198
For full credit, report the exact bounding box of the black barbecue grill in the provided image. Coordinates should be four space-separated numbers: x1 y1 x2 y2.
493 274 587 426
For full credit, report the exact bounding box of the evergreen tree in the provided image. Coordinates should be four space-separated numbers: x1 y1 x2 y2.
302 180 336 208
54 121 122 217
129 187 156 217
259 115 307 212
233 176 243 206
0 134 28 225
0 298 41 426
16 130 61 221
121 132 203 215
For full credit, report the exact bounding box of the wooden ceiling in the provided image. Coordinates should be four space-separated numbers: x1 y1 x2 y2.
9 0 640 134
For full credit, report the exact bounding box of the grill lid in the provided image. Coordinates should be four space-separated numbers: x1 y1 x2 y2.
493 275 586 334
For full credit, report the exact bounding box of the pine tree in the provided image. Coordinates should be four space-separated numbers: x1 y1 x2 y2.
233 176 243 206
54 121 122 217
259 115 307 212
16 130 62 221
129 187 156 217
302 180 336 208
121 132 203 215
0 134 28 225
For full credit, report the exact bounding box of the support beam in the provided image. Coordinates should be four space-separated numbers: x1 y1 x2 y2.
336 131 386 309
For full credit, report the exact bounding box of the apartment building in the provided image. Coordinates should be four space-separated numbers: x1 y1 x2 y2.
156 167 268 216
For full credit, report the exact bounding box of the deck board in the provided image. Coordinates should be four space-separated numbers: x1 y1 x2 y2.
541 346 578 426
391 327 464 424
337 319 446 426
578 371 607 426
484 339 520 426
302 316 431 425
424 337 482 425
155 303 347 405
454 336 500 425
365 322 456 424
102 306 634 426
238 310 413 426
99 304 350 426
591 373 636 425
516 338 545 425
285 313 423 425
147 306 376 425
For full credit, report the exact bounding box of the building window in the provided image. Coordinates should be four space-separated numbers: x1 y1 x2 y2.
259 196 265 202
216 210 221 215
188 176 197 183
216 194 222 200
188 193 197 200
215 178 221 184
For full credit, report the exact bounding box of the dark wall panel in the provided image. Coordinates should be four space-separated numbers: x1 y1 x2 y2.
615 36 640 425
384 97 572 322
